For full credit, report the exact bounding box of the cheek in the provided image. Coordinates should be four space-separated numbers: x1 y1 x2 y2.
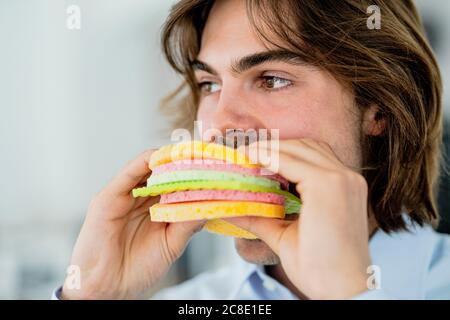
252 92 326 140
255 89 362 166
196 103 211 126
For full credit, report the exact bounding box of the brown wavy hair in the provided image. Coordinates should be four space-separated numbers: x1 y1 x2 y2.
160 0 443 232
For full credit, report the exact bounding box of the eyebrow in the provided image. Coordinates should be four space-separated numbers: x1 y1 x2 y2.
191 50 306 75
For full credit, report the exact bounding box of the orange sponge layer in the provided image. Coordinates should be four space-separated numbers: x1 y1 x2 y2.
149 200 285 222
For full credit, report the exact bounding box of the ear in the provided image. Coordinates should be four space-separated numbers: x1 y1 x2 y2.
362 105 386 136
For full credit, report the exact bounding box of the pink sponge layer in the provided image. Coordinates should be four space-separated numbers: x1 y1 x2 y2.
159 189 285 205
152 159 289 190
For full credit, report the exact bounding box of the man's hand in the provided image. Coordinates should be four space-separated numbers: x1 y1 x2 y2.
62 150 206 299
228 139 372 299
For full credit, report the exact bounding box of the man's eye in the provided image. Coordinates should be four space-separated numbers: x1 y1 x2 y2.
260 76 292 90
198 81 221 94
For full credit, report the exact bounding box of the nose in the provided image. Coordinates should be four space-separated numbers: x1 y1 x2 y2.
210 82 264 137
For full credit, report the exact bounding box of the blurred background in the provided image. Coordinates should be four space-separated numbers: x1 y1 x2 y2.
0 0 448 299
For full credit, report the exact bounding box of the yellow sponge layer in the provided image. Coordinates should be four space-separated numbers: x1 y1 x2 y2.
150 200 284 221
204 219 258 239
149 141 257 169
150 199 283 239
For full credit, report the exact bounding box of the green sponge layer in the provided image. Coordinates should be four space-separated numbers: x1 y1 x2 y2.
133 180 301 214
147 170 280 189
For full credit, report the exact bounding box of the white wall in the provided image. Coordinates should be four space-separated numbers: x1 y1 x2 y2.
0 0 193 299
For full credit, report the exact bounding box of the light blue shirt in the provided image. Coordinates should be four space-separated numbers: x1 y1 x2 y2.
53 222 450 300
152 224 450 300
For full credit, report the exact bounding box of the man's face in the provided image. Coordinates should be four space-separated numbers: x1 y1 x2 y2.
195 0 363 265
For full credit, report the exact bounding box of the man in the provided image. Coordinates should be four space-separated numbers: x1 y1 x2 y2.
57 0 450 299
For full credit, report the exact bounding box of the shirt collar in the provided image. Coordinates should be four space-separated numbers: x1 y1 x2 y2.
229 258 298 299
228 216 432 300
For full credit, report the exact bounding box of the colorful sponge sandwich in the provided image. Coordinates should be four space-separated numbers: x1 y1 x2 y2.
132 141 301 239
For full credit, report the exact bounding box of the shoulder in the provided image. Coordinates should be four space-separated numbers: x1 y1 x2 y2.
151 261 251 300
370 222 450 299
422 226 450 299
373 222 450 255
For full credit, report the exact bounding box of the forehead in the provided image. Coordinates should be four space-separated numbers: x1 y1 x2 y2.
198 0 268 64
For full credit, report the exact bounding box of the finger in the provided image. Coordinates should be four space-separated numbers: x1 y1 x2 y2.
125 202 155 228
281 139 343 167
133 195 153 209
131 196 160 217
104 149 154 197
166 219 208 251
137 172 152 186
245 146 322 184
246 140 340 171
224 216 290 256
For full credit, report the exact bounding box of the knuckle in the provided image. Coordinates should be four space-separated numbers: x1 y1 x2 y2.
144 148 154 153
96 188 111 202
124 158 134 167
326 170 368 192
142 148 155 158
324 170 362 187
352 172 369 192
89 189 115 212
325 171 347 186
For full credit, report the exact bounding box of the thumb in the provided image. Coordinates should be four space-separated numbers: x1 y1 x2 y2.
165 220 207 258
224 216 289 255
